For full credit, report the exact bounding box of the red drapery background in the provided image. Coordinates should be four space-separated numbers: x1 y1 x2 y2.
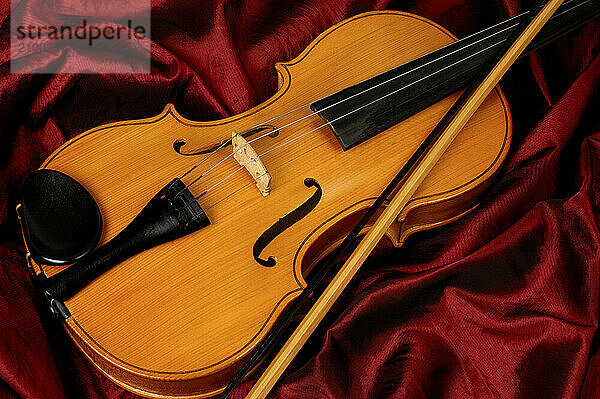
0 0 599 398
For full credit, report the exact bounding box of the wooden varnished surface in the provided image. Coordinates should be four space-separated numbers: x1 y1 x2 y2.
29 11 511 398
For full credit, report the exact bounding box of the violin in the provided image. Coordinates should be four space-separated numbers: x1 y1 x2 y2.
17 1 599 398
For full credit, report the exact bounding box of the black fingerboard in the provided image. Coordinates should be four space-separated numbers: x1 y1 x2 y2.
311 0 600 151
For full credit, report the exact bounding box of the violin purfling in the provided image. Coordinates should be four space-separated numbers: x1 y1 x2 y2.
17 1 599 397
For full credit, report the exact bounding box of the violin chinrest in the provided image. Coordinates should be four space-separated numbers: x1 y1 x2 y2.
21 169 102 266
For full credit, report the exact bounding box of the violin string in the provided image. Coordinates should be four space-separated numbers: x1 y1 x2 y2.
177 100 317 181
174 11 526 194
178 137 233 180
188 39 507 207
180 0 584 203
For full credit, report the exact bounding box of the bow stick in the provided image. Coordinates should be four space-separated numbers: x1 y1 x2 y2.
221 0 565 397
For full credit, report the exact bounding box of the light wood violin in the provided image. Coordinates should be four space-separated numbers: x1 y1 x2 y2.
17 1 599 397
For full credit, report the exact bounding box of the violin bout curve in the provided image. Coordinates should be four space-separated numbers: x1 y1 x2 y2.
20 10 510 399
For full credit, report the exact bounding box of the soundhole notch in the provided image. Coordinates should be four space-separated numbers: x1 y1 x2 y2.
253 178 322 267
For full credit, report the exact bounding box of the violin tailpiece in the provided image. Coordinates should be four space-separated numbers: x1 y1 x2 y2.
39 178 210 313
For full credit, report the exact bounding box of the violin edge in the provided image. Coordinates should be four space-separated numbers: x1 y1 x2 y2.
20 9 513 399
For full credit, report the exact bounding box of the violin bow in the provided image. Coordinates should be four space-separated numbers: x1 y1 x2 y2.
221 0 565 397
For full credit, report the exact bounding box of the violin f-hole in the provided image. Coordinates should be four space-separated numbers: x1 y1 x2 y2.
253 178 322 267
173 125 278 156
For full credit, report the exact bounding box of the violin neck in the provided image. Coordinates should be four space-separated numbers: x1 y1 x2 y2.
311 0 600 151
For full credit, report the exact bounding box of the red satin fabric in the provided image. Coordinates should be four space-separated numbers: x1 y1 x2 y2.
1 1 599 398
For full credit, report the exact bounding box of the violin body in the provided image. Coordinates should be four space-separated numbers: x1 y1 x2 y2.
23 11 510 398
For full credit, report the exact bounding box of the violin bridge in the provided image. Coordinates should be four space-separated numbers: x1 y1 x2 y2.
232 132 271 197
